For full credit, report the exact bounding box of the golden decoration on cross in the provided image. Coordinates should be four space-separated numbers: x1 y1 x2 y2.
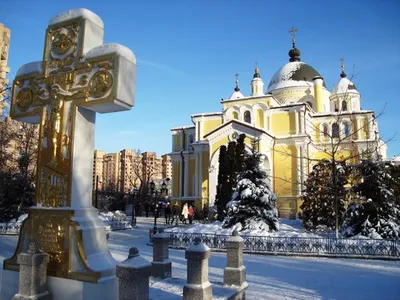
340 57 345 71
10 16 120 208
289 26 297 45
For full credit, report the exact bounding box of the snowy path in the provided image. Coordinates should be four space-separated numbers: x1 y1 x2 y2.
1 217 400 299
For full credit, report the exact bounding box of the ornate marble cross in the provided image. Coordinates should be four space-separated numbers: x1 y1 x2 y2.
4 9 136 286
11 9 136 208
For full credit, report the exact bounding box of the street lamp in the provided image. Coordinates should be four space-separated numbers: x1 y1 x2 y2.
149 180 156 233
95 175 102 209
132 185 139 227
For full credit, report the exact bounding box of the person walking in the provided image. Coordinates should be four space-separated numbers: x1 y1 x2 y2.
181 202 189 224
202 204 209 223
188 205 194 225
171 203 180 226
164 202 172 225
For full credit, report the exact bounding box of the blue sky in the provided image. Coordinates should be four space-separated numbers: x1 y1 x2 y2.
2 0 400 157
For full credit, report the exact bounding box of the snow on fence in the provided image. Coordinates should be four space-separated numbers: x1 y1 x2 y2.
0 221 23 235
164 232 400 259
0 211 132 235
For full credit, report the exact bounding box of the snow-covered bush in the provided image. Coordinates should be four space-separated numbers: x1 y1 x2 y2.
223 146 279 232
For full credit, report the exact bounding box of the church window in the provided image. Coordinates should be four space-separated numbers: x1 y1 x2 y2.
332 123 339 138
232 111 238 119
188 134 194 145
344 122 351 136
323 124 328 137
334 102 339 112
244 111 251 124
341 100 347 111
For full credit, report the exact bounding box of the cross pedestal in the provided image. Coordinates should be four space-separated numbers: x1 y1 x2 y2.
0 8 136 300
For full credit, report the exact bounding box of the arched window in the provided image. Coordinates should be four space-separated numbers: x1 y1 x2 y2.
188 134 194 144
341 100 347 111
244 111 251 123
232 111 238 120
332 123 339 138
323 124 329 137
344 123 351 136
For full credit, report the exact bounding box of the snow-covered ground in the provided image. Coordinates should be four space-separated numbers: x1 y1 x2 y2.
165 218 327 238
1 217 400 299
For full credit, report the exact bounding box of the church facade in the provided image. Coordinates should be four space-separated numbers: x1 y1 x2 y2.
169 38 386 218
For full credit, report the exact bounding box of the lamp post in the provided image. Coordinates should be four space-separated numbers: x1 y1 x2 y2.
132 185 138 227
95 175 101 209
150 180 156 233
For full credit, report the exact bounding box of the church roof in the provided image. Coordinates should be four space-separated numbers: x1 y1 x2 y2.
203 119 273 139
267 61 326 92
331 74 359 95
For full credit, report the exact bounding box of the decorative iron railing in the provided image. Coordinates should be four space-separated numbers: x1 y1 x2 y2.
0 216 132 235
0 221 23 235
164 232 400 259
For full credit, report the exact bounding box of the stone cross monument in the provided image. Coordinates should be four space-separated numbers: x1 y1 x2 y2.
1 8 136 299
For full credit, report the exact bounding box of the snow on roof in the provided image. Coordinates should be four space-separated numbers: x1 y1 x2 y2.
49 8 103 28
16 61 43 77
85 43 136 64
229 91 245 100
331 76 359 95
267 61 325 92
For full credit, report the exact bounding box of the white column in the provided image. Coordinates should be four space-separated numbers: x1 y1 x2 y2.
295 111 299 134
296 145 301 196
199 151 203 198
194 152 199 197
184 155 189 198
299 111 304 134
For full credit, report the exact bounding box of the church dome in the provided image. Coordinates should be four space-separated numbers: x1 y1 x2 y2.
267 61 326 93
331 71 359 95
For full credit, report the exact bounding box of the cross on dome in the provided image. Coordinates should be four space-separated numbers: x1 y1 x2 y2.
340 57 347 78
288 26 301 62
234 73 240 91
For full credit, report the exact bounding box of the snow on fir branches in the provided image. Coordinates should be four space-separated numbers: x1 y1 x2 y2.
223 141 279 232
341 159 400 239
300 159 348 231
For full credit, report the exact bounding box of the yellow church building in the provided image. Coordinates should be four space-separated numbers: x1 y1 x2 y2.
169 35 386 219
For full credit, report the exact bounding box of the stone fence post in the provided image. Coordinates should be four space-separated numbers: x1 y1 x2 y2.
151 232 172 278
224 230 247 289
13 240 51 300
116 247 151 300
183 237 212 300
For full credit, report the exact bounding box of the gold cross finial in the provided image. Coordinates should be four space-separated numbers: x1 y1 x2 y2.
234 73 240 91
289 26 297 46
340 57 345 71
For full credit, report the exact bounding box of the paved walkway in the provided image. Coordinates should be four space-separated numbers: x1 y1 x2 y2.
1 217 400 299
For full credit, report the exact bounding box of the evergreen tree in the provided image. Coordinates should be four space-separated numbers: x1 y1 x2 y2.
300 159 347 230
235 134 246 174
215 145 230 221
223 145 279 232
341 159 400 239
226 141 237 195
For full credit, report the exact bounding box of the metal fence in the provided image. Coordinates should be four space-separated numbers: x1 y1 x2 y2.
165 232 400 259
0 217 132 235
0 221 23 235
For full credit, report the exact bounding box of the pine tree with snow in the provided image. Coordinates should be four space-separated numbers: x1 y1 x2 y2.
222 143 279 232
341 159 400 239
300 159 347 231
